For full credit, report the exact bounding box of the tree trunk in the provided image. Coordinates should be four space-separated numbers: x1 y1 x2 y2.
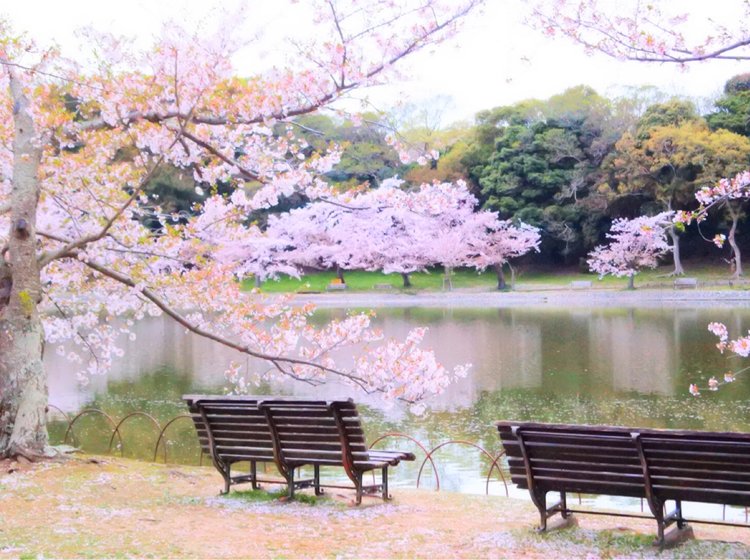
336 265 345 284
401 272 411 288
728 205 743 278
627 274 635 290
254 275 262 288
669 226 685 276
442 266 453 291
494 263 507 290
0 71 48 459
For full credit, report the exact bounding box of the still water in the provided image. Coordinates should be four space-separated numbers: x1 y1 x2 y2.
45 304 750 517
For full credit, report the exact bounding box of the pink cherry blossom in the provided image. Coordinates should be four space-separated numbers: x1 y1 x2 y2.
588 212 674 287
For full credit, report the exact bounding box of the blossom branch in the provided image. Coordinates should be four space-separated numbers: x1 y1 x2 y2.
37 154 169 268
76 257 374 390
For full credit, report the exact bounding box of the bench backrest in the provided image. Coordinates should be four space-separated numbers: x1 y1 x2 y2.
498 421 750 506
259 399 367 477
185 395 277 463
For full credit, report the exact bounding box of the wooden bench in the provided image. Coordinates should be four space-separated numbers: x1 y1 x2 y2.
260 399 415 503
498 421 750 545
186 395 414 503
674 277 698 289
326 283 347 291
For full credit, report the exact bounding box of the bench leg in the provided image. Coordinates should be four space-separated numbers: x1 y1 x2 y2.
355 472 363 505
251 461 260 490
288 468 296 500
314 465 324 496
675 500 686 529
532 489 548 532
560 491 570 519
656 520 665 547
652 500 666 547
208 454 231 495
221 462 231 495
382 466 390 501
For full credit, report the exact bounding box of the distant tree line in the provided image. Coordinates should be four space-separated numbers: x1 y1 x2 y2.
143 73 750 275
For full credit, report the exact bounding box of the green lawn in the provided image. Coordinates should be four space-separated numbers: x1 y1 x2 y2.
243 269 496 293
242 262 746 294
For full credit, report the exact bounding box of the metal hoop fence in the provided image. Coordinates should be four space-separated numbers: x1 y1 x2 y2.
48 405 510 496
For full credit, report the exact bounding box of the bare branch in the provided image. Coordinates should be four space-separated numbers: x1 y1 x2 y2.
178 128 264 183
327 0 349 87
0 59 107 91
289 121 325 136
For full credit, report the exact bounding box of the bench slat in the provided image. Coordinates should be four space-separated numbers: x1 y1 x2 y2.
502 442 639 464
509 458 643 475
511 466 645 484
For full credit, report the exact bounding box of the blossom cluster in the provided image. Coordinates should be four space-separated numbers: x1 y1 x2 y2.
256 179 540 278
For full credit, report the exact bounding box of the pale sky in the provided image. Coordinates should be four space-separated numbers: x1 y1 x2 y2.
2 0 747 124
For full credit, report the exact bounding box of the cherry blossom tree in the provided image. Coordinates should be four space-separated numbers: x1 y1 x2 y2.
360 179 434 288
469 220 541 290
694 171 750 277
219 224 301 288
264 202 361 282
396 180 485 290
588 212 674 289
0 0 481 459
265 179 496 289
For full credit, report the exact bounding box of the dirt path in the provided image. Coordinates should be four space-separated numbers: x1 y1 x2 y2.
2 457 750 558
293 288 750 310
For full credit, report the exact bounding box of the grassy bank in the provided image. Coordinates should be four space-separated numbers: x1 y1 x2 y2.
243 263 747 294
2 456 749 558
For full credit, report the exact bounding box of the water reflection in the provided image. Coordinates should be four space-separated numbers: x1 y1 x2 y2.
47 306 750 412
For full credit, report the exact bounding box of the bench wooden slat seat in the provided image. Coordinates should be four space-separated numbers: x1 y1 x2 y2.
260 399 415 504
498 421 750 545
185 394 415 504
674 277 698 289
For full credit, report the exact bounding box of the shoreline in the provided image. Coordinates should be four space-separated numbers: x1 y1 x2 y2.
290 287 750 309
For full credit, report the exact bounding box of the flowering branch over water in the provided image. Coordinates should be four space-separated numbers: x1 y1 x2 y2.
666 171 750 397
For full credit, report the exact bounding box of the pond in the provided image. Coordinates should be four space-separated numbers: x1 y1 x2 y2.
45 302 750 521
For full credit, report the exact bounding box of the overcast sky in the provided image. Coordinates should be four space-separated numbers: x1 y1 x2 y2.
2 0 747 124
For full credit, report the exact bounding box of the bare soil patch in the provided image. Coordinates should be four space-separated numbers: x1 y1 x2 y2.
1 456 749 558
